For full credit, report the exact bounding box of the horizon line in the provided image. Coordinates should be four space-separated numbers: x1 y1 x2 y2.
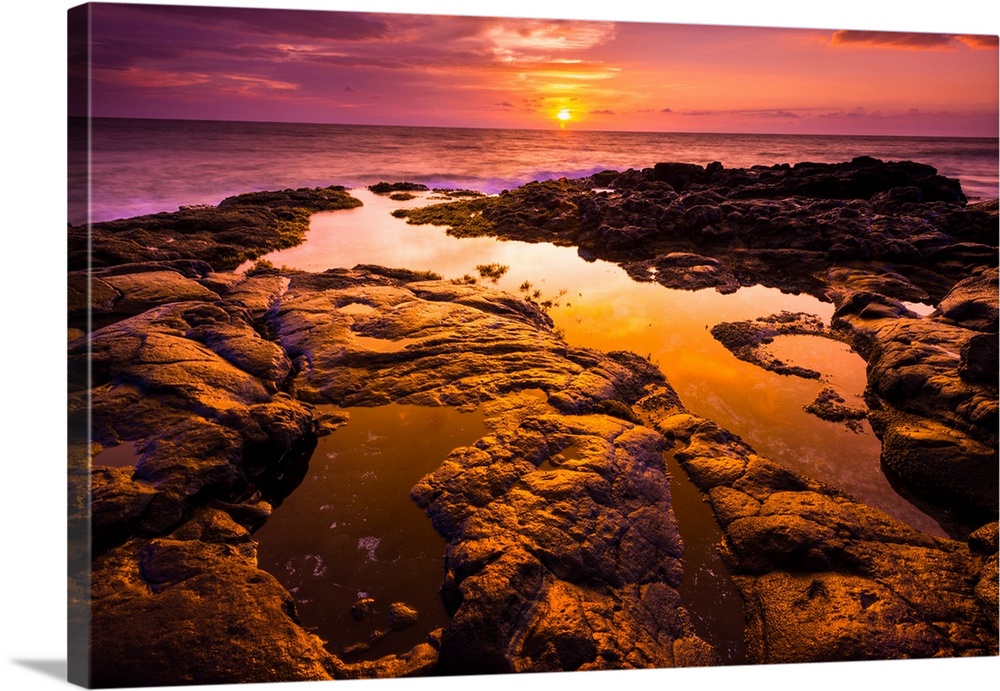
69 114 1000 142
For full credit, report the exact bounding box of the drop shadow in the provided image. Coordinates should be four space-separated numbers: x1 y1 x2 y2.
11 659 67 682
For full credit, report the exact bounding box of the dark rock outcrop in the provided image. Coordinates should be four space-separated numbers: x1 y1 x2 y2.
395 157 995 301
68 186 361 272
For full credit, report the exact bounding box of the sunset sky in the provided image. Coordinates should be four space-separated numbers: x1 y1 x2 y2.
72 2 999 136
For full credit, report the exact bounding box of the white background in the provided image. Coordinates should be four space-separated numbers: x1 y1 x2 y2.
2 1 998 690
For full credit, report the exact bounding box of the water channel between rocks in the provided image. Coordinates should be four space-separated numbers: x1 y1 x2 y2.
245 188 952 662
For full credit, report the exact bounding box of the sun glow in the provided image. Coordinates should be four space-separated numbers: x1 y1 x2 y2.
557 109 572 121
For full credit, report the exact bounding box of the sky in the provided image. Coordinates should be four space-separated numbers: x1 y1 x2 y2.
70 1 999 136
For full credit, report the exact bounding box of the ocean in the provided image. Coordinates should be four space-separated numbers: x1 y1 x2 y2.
69 117 999 225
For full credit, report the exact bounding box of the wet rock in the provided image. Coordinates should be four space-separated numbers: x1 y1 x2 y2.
74 169 998 682
69 284 313 539
710 311 838 379
314 409 350 436
265 268 662 411
368 181 430 194
822 266 929 303
88 532 333 687
960 334 999 384
871 411 998 524
413 399 715 674
833 277 999 522
330 642 439 679
937 267 999 332
654 404 998 663
351 597 376 621
803 387 867 432
100 269 220 314
388 602 419 630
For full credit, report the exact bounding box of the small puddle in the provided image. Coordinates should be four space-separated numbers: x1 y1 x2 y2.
664 450 747 664
353 335 424 353
902 301 937 317
91 441 141 468
253 403 489 660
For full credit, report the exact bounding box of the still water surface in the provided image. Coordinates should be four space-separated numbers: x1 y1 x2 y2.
254 404 489 658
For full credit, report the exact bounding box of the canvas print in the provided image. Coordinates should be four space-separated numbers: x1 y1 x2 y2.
67 2 999 688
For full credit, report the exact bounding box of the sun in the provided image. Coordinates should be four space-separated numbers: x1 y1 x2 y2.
557 109 572 122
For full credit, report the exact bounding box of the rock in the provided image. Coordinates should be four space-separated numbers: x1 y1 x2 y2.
710 312 838 379
968 522 999 631
69 185 362 272
100 269 220 314
960 333 999 383
937 268 999 332
803 387 867 432
969 522 999 554
330 642 439 679
368 181 430 194
88 535 333 687
351 597 376 621
414 404 715 674
657 405 997 662
872 411 999 524
398 157 989 299
265 269 662 411
69 281 313 539
387 602 419 630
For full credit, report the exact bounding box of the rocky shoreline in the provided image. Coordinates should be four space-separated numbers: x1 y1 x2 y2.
69 158 998 685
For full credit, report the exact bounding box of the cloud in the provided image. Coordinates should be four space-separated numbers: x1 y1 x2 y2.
220 74 299 93
590 109 616 115
495 101 514 108
98 66 213 89
480 19 616 61
743 109 799 119
344 86 356 92
115 4 396 42
955 34 1000 49
830 30 998 50
660 108 673 113
676 108 801 119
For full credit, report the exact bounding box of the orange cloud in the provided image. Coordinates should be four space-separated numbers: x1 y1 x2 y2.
955 34 1000 49
101 66 213 88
